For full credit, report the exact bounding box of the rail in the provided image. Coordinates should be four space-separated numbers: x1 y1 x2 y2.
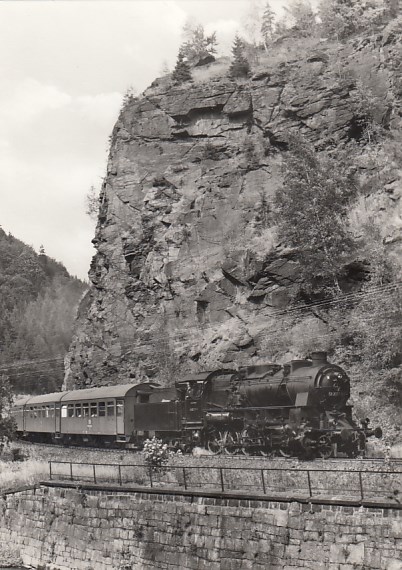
48 461 402 504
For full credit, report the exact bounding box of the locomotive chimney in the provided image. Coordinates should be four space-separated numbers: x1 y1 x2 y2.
311 351 328 366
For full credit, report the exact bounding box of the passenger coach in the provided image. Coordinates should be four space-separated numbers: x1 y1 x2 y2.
12 383 157 446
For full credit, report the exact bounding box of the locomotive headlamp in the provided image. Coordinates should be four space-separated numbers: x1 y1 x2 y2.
331 371 345 380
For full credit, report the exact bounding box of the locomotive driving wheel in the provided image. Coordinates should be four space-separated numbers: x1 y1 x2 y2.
278 447 292 458
317 434 333 459
207 430 228 455
224 431 247 455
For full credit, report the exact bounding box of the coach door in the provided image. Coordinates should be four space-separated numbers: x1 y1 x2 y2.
116 399 124 434
55 403 61 434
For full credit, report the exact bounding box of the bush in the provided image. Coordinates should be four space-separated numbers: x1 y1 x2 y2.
142 437 173 474
274 134 358 294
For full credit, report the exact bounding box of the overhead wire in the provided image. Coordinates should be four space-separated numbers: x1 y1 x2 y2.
1 280 401 373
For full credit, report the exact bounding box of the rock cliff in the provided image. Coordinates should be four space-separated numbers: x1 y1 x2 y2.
66 23 402 391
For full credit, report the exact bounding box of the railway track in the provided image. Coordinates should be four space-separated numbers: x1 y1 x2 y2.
15 441 402 467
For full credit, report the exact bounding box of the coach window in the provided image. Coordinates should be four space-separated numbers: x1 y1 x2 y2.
45 406 50 418
90 403 98 417
50 405 55 418
116 400 124 417
67 404 74 418
42 406 46 417
98 402 106 417
33 407 38 419
83 403 89 417
107 401 114 416
61 405 67 418
75 404 82 418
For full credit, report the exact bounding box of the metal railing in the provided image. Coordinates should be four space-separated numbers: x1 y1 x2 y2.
48 460 402 504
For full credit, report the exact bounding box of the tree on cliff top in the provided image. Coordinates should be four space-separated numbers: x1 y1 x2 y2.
181 22 217 63
261 2 276 50
171 49 192 84
229 35 250 78
243 0 265 47
284 0 317 37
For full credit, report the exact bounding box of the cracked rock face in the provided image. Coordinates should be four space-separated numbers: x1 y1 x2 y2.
66 32 402 388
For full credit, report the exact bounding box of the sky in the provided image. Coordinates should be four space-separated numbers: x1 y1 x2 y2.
0 0 296 281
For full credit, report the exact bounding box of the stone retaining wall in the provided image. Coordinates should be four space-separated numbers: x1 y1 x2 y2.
1 484 402 570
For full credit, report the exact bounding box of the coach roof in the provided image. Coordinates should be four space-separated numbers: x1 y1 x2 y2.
13 382 159 407
13 392 69 406
61 382 158 402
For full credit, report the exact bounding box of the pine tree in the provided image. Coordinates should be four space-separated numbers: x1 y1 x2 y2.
261 2 275 50
171 49 192 84
229 35 250 78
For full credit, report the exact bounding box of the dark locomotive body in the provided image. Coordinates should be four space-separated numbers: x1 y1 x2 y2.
170 351 380 458
11 352 381 458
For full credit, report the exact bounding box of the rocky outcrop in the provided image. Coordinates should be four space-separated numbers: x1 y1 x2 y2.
66 25 402 388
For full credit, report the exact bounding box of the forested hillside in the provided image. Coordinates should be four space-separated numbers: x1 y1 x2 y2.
0 228 86 394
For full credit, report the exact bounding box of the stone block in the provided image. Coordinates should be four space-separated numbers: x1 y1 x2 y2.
273 509 289 527
381 559 402 570
391 520 402 538
330 542 364 565
300 541 330 562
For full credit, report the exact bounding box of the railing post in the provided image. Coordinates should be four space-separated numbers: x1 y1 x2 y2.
49 461 52 480
93 464 97 484
358 471 364 501
118 465 122 486
261 469 266 494
70 462 73 481
149 469 153 488
182 467 187 490
306 470 312 498
219 468 225 492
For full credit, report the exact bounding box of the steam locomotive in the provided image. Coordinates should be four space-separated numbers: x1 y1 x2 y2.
11 352 381 458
